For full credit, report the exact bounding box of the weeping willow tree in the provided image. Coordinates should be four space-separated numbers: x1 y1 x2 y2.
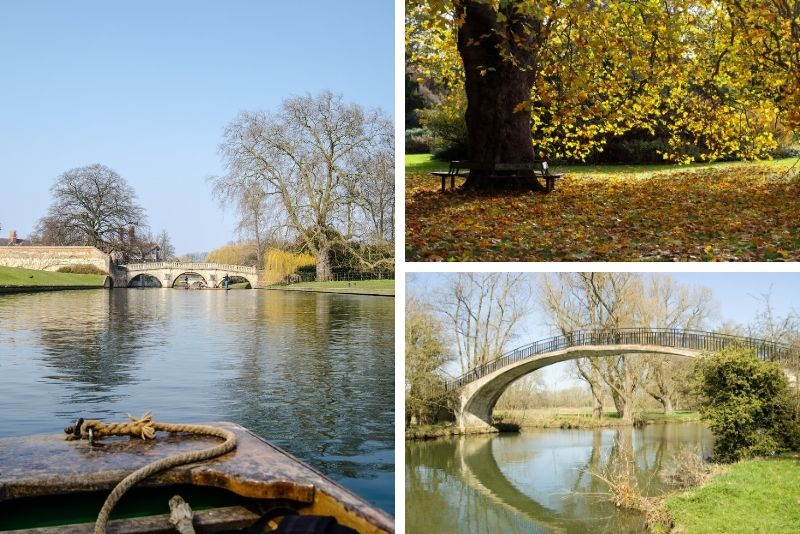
262 248 316 284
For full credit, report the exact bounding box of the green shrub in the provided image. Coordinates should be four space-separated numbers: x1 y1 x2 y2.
417 90 468 156
405 128 435 154
695 348 794 462
56 264 107 275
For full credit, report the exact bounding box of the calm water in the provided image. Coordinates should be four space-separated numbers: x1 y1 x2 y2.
0 288 394 514
407 423 713 533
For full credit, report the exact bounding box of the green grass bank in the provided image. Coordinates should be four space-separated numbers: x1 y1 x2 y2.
653 454 800 533
267 279 394 296
0 265 106 290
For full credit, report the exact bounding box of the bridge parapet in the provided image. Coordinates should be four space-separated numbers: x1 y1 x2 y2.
446 328 794 391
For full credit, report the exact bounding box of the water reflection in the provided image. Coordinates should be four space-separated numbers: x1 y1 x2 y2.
0 289 394 513
406 424 713 533
35 291 168 411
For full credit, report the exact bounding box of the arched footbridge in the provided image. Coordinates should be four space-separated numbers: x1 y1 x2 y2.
122 262 260 288
445 328 796 430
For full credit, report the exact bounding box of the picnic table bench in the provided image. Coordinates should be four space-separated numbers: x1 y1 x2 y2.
429 160 469 192
430 159 563 192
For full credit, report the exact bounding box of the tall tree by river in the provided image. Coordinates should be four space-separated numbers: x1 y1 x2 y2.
33 164 146 252
212 92 394 280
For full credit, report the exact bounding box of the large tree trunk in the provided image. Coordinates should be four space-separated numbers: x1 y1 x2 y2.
316 245 332 281
577 359 605 419
587 379 604 419
610 390 627 421
661 395 675 416
455 0 544 191
591 392 604 420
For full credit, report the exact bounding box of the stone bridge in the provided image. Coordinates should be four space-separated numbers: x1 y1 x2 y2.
121 262 261 288
446 328 796 430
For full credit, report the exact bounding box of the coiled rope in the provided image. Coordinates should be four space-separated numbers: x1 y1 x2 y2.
64 412 237 534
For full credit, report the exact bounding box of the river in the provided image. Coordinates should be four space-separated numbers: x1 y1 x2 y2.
0 288 394 514
406 423 713 533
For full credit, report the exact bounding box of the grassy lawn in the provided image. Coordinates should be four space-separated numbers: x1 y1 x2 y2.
406 153 449 174
287 280 394 289
406 153 798 179
269 279 394 295
0 265 106 287
405 154 800 261
659 455 800 533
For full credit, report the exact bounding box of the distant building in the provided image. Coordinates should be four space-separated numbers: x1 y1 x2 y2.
0 230 26 246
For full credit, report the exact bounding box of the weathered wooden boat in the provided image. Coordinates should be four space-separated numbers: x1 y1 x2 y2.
0 421 394 533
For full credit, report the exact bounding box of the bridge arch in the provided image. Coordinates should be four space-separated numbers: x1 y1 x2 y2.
171 272 208 288
128 273 162 288
122 262 260 289
449 329 792 430
212 274 253 289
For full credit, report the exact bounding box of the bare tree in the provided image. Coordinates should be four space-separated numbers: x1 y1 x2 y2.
635 275 717 414
438 273 533 374
155 230 176 261
352 141 394 243
212 91 394 280
31 214 85 245
539 273 718 420
539 273 639 419
210 174 282 265
747 290 800 344
36 164 145 251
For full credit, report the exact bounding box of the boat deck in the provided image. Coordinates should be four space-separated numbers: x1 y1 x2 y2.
0 422 393 533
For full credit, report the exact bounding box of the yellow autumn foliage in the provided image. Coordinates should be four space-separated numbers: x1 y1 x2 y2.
206 243 258 266
262 249 316 284
407 0 799 163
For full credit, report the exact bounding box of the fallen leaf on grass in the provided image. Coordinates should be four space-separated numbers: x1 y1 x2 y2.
405 166 800 262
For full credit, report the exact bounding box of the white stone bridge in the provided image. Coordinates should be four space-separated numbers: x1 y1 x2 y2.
122 262 260 288
445 328 796 430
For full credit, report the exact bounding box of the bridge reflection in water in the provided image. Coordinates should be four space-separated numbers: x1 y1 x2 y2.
406 423 713 534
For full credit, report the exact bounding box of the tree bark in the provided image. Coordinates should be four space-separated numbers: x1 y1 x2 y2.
455 0 544 191
316 245 332 281
591 392 604 420
661 395 675 416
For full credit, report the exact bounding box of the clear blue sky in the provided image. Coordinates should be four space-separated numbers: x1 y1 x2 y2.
408 272 800 382
0 1 394 254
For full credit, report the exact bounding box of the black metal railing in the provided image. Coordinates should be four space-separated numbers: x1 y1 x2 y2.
444 328 794 391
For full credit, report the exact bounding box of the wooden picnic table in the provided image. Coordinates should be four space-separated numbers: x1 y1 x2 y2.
430 159 563 192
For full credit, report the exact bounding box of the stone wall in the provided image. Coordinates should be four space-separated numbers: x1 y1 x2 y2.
0 246 111 273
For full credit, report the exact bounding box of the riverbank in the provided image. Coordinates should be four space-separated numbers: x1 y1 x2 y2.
652 453 800 533
496 408 700 429
266 280 394 296
406 409 699 439
405 422 522 440
0 266 105 292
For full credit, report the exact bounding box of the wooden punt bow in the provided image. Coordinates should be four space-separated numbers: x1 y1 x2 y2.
0 422 394 533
